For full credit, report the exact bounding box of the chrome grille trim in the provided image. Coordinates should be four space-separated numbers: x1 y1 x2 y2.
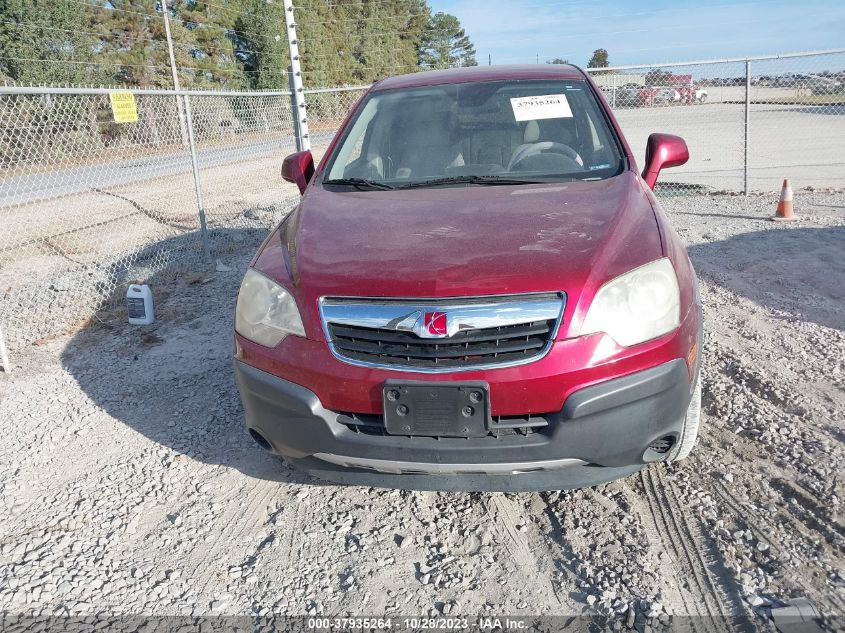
319 292 566 373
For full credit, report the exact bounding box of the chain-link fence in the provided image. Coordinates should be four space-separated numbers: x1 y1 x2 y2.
1 50 844 368
0 87 293 358
589 50 845 194
306 87 368 137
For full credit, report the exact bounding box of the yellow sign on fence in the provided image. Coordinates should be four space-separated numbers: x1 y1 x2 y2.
109 91 138 123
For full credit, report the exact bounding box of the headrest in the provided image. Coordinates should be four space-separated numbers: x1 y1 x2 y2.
403 110 456 143
524 120 540 143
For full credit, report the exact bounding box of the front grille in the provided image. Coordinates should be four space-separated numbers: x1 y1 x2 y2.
320 292 565 371
328 320 556 369
338 411 551 438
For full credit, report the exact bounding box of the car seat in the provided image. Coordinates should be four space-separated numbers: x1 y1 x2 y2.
391 109 463 178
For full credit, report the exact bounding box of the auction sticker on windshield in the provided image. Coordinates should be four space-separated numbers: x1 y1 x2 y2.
510 94 573 121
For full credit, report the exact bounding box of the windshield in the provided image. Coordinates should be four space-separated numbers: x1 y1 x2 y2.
323 79 625 188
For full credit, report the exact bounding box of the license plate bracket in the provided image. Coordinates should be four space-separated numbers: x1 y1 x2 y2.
382 380 490 438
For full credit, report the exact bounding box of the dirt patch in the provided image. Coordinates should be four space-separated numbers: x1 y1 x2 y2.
0 192 842 628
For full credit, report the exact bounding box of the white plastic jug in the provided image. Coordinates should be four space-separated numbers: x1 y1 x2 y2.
127 284 154 325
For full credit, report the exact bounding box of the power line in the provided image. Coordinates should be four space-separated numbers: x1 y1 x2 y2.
195 0 421 28
60 0 159 20
0 18 162 46
296 13 427 27
300 48 419 60
0 18 293 67
192 0 279 26
6 0 434 87
301 63 423 75
0 55 273 76
292 0 427 8
0 55 172 70
298 30 424 44
4 13 294 64
172 37 290 61
54 0 284 45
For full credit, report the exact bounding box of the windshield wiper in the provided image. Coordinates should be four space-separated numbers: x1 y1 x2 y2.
398 175 545 189
322 177 396 191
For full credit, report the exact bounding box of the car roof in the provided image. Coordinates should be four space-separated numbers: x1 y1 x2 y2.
371 64 587 92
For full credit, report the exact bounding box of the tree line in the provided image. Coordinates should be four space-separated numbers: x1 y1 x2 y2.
0 0 477 89
547 49 610 69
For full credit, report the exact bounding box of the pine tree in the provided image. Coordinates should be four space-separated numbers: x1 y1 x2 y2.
175 0 248 89
0 0 476 87
232 0 289 90
418 12 475 70
0 0 96 84
90 0 173 88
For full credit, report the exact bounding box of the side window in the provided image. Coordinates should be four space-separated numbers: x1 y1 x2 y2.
327 98 382 180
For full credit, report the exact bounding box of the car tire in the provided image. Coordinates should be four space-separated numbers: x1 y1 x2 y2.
668 378 702 462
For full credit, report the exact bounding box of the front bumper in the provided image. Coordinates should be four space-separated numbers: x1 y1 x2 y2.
234 358 695 492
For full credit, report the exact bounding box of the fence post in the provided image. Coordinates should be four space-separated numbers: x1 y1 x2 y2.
182 95 211 261
161 0 189 147
744 59 751 196
288 66 303 152
284 0 310 152
0 325 10 374
611 73 617 108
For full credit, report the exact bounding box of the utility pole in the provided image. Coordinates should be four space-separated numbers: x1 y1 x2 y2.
488 54 491 66
161 0 188 146
162 0 210 258
162 0 180 92
284 0 310 152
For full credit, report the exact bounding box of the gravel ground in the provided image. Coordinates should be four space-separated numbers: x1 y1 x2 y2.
1 191 843 629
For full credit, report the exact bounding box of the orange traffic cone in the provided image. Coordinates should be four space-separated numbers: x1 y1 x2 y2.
772 179 796 221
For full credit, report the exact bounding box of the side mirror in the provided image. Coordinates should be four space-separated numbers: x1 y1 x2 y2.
642 133 689 189
281 150 315 195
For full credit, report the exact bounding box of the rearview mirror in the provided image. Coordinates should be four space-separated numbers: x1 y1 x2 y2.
281 150 315 195
642 133 689 190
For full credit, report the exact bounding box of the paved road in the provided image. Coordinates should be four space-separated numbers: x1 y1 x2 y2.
0 132 334 207
617 102 845 191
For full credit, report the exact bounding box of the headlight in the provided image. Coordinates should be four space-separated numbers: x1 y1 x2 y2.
235 269 305 347
581 258 680 346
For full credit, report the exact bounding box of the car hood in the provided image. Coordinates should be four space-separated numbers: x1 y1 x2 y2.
257 171 663 339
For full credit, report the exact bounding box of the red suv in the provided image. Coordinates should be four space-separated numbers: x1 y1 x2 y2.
234 65 702 491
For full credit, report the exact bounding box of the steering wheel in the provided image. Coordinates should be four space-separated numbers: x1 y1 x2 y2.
508 142 581 171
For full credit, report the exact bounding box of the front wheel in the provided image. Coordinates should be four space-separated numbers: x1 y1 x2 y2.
668 379 702 462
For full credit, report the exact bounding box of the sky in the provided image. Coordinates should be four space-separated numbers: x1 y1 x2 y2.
427 0 845 68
